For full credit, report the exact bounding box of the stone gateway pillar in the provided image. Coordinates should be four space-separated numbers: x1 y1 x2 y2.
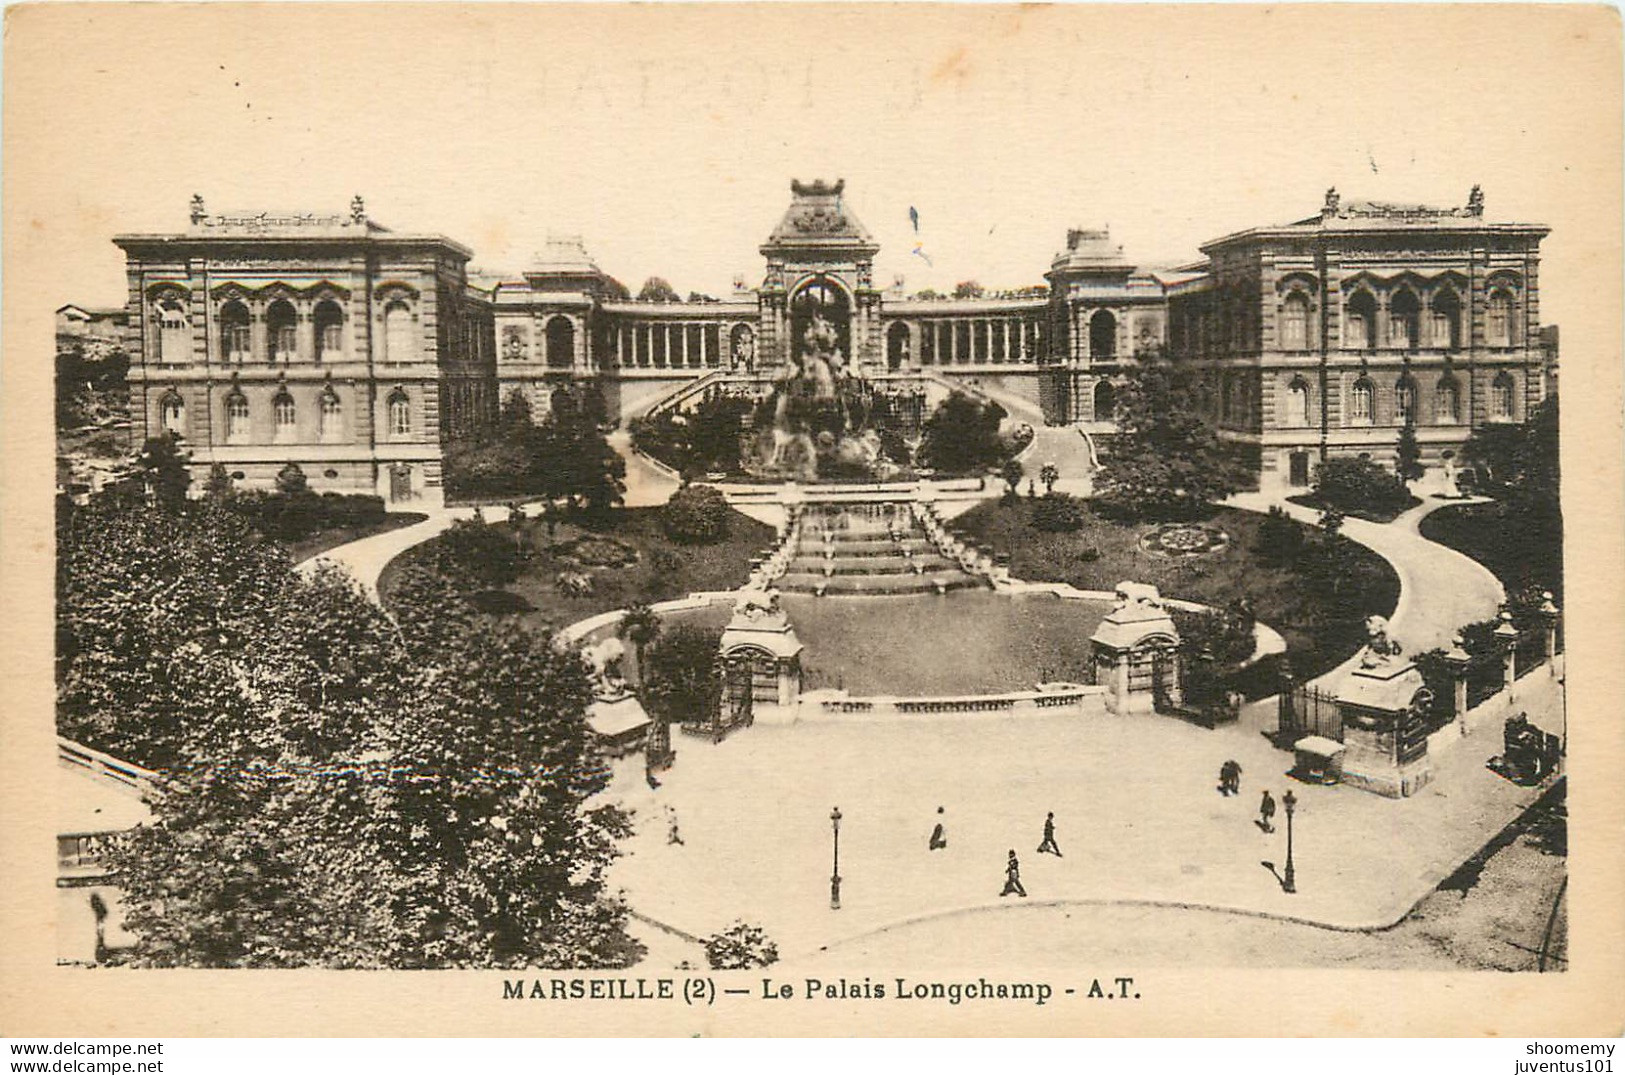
1089 582 1182 715
1334 618 1434 798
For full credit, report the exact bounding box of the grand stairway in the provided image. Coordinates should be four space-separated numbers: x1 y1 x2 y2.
774 501 986 596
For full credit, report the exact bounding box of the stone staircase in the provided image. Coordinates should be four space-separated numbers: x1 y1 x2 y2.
774 501 986 596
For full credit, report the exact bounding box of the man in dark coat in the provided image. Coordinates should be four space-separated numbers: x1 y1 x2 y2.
929 806 947 851
1259 789 1277 833
1037 812 1062 856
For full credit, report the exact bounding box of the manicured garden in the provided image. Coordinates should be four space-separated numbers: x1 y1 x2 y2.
379 501 776 635
950 497 1400 689
1419 500 1563 602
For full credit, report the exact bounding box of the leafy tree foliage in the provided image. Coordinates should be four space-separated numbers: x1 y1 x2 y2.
1038 463 1060 495
630 393 755 479
56 340 130 429
1092 357 1246 520
1395 422 1425 483
417 516 525 592
275 462 309 496
616 602 662 680
641 624 722 731
60 496 634 968
1312 457 1413 518
1029 492 1086 532
918 392 1008 475
444 388 625 516
134 432 192 509
704 921 779 969
1001 458 1024 502
659 484 732 545
1462 396 1560 517
953 280 985 300
637 277 681 303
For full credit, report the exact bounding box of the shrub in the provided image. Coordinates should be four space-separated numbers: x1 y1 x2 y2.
421 517 524 590
275 462 309 496
1312 457 1413 517
1030 492 1086 532
703 921 779 970
224 489 387 544
1252 505 1306 567
555 571 596 598
660 484 731 545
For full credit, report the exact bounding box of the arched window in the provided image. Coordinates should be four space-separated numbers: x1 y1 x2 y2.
219 300 251 363
1388 288 1420 350
1345 291 1377 350
160 393 186 437
1430 288 1462 349
1395 375 1418 424
545 316 575 369
1286 377 1311 427
1093 379 1116 421
1280 292 1310 350
314 300 344 362
225 392 250 443
1435 375 1462 424
320 390 343 441
383 301 414 362
1349 377 1375 425
887 323 911 371
1487 288 1516 346
1492 372 1517 420
157 300 189 364
273 391 296 441
387 390 411 437
267 300 297 363
1089 310 1117 360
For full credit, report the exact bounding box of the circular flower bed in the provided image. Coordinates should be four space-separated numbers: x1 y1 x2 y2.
1139 522 1231 558
552 534 640 569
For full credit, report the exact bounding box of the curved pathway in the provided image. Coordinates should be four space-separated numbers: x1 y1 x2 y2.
1226 492 1505 686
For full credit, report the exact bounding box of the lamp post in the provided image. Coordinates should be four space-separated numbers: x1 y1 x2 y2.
830 806 843 910
1282 789 1298 894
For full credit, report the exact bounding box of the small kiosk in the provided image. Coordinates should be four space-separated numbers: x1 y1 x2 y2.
692 586 804 739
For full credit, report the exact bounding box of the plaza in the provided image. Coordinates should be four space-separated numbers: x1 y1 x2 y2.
602 660 1562 964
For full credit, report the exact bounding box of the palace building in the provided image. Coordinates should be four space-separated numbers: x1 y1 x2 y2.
101 181 1551 505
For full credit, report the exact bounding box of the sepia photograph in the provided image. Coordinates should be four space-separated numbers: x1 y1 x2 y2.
3 1 1622 1041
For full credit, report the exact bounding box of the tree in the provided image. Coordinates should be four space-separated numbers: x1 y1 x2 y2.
918 392 1007 475
617 602 663 685
203 462 234 501
637 277 680 303
1312 457 1412 517
1091 356 1246 520
134 432 192 509
642 625 722 730
275 461 309 496
1038 463 1060 495
420 516 524 591
953 280 985 300
67 499 636 968
660 484 731 544
1395 422 1425 483
1001 458 1024 502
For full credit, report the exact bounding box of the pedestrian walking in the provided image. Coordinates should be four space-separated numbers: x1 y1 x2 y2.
1219 759 1242 796
1001 849 1028 898
666 805 684 846
1259 789 1276 833
929 806 947 851
1037 811 1063 857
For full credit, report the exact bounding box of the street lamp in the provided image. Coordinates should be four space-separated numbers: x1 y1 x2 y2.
830 806 843 910
1282 789 1298 894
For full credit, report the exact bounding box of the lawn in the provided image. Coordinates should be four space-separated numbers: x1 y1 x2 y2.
1286 492 1421 524
950 500 1400 687
284 512 428 563
382 505 776 635
1418 500 1563 602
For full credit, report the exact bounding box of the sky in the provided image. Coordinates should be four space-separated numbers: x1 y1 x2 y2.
6 3 1620 335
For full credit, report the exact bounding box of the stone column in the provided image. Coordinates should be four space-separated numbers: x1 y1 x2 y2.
1539 592 1560 662
1495 609 1520 699
1443 634 1471 725
296 309 316 363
